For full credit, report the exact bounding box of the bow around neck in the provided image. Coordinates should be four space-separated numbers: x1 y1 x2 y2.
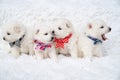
9 34 25 47
87 36 102 45
53 33 72 48
34 40 52 51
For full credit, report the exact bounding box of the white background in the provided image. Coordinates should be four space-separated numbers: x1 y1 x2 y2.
0 0 120 80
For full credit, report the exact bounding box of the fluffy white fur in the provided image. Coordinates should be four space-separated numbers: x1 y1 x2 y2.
77 20 111 60
34 27 57 61
51 18 78 58
2 22 34 58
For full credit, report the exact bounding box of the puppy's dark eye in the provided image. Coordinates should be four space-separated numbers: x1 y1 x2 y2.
44 33 48 35
7 32 10 35
100 26 104 29
58 27 62 30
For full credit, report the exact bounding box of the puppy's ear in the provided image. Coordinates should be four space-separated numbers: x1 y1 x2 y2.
66 21 72 28
14 26 21 33
66 23 71 28
35 29 39 34
88 23 92 29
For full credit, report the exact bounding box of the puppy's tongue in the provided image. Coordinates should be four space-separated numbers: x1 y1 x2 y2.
101 34 107 41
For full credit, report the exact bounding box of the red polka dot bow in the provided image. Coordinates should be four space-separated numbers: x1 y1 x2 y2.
53 33 72 49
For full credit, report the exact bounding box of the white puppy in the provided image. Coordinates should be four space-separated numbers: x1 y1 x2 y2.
77 20 111 60
34 27 57 61
2 22 34 58
51 18 78 58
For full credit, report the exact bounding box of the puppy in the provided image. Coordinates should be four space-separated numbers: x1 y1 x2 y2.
51 18 78 58
77 20 111 60
34 27 57 61
2 22 34 58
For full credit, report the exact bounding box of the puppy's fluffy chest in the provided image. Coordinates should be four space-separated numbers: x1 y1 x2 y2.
58 44 69 54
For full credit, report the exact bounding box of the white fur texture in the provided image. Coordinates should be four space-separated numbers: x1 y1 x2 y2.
51 18 78 58
2 22 34 58
34 27 57 61
77 20 111 60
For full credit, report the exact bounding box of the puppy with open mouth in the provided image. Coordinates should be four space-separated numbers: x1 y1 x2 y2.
77 19 111 60
51 18 78 58
2 22 34 58
34 27 57 61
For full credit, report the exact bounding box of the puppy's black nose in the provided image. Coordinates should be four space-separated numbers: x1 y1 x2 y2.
51 37 54 41
3 37 5 40
52 30 55 34
109 27 111 31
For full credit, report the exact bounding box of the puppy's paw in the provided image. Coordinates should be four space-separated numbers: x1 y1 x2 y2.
35 53 44 61
12 52 20 58
84 57 93 62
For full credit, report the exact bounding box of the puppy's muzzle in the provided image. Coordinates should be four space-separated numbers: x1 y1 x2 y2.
3 37 5 40
109 27 111 32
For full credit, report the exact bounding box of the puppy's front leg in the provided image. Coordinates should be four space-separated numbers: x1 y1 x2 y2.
49 47 58 62
69 43 78 59
69 48 78 59
94 46 103 57
35 50 44 61
82 48 93 61
29 44 35 55
11 47 20 58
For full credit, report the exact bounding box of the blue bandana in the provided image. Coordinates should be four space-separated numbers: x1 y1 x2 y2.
87 36 102 45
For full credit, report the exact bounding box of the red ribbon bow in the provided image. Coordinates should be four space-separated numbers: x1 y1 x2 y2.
53 33 72 48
